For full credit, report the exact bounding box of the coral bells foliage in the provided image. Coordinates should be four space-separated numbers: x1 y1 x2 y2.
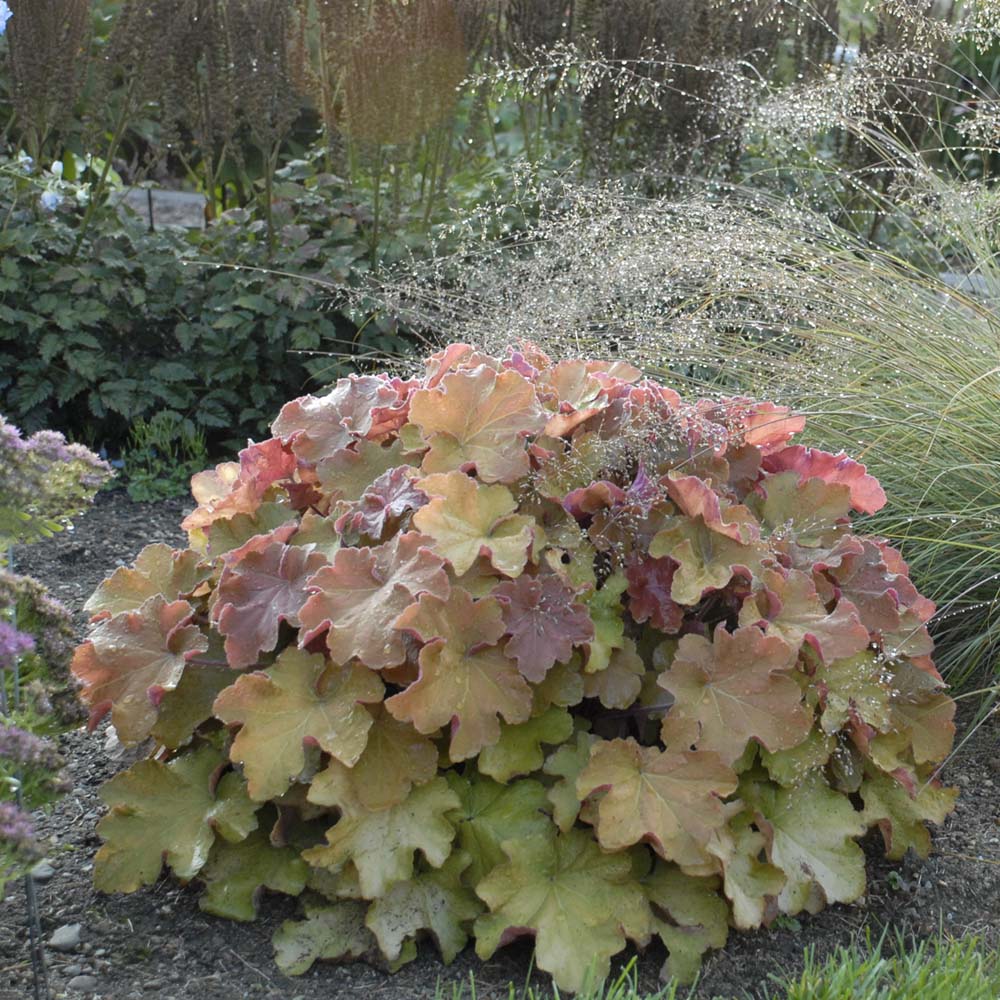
71 344 957 991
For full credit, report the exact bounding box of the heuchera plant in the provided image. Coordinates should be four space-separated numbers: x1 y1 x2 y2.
72 343 957 991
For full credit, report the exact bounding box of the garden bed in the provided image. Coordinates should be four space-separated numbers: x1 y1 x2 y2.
2 489 999 1000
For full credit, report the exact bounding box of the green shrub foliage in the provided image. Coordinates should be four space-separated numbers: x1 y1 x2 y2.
72 343 957 992
0 158 405 453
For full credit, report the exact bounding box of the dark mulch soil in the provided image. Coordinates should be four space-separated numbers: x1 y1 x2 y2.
2 490 999 1000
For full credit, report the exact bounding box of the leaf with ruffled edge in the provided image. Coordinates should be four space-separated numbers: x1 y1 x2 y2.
543 729 598 833
214 648 384 801
214 531 327 669
445 772 553 886
273 899 374 975
307 706 439 814
738 567 870 665
757 471 852 547
71 596 208 744
84 544 211 619
183 439 297 532
95 744 257 892
743 770 867 915
413 471 534 577
478 707 575 783
298 531 450 671
334 466 427 541
644 862 729 984
388 589 533 761
763 445 886 514
625 553 684 633
199 827 308 921
493 573 594 682
581 572 628 673
883 662 956 765
408 365 547 483
474 828 652 994
315 439 411 502
706 814 785 928
658 625 811 765
649 508 764 607
365 850 484 964
860 769 957 860
272 375 400 463
814 651 892 736
577 737 737 861
302 777 459 898
151 660 234 750
582 638 646 709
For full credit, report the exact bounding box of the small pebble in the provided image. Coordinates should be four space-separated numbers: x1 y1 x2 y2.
30 860 56 882
67 975 98 994
48 924 82 952
63 965 82 977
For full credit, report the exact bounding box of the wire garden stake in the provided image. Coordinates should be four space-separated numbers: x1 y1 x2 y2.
3 544 50 1000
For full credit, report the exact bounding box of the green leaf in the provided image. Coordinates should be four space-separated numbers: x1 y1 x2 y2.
214 648 384 802
199 828 308 921
542 729 597 833
860 770 957 860
644 863 729 985
273 899 374 975
582 572 627 672
474 828 652 994
477 707 574 783
742 771 867 915
365 851 483 964
446 771 553 886
302 777 459 898
95 745 258 893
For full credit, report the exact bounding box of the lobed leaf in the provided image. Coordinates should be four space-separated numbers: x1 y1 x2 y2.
214 531 327 668
414 471 534 577
474 828 651 994
408 365 546 483
577 737 737 860
299 531 450 671
214 648 384 801
302 776 459 898
71 596 208 744
95 744 257 892
658 625 812 765
199 827 308 921
84 543 210 619
388 589 533 761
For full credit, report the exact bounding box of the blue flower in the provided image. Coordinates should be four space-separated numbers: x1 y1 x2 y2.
0 2 12 36
39 190 62 212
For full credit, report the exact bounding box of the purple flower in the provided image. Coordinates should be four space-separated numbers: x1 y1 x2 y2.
0 724 62 771
0 620 33 671
0 802 38 857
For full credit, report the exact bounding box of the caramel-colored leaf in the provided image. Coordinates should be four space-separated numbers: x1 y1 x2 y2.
414 471 534 577
214 648 384 801
299 531 449 670
71 596 208 744
409 365 546 483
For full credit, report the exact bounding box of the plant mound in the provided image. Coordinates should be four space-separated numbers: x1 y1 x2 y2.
72 343 957 992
